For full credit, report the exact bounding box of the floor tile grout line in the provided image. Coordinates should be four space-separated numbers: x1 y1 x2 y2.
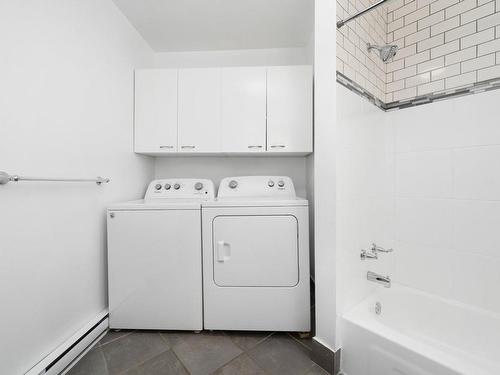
246 333 317 375
158 330 174 347
107 332 172 375
195 332 248 374
208 353 241 374
113 346 173 375
97 345 110 375
287 332 313 352
245 340 280 375
170 346 193 375
208 351 270 375
164 331 233 375
233 331 276 353
98 330 135 348
301 362 319 375
212 330 275 353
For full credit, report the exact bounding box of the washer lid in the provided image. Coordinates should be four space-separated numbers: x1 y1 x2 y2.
108 199 202 210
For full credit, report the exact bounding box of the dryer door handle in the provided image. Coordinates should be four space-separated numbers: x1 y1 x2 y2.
216 241 231 262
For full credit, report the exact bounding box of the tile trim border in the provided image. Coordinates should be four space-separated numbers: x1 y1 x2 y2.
336 71 500 111
311 338 341 374
336 72 386 111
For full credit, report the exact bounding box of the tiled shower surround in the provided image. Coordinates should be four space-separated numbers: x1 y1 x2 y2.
337 0 500 104
337 84 500 317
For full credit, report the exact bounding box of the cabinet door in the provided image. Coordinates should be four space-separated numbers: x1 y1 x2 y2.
221 67 266 152
267 65 313 153
134 69 178 153
178 68 221 152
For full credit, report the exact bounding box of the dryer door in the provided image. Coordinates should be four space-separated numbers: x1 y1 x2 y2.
212 215 299 287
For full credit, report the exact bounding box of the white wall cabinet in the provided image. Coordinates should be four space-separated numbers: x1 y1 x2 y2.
221 67 267 152
267 66 313 153
134 69 178 153
134 65 312 156
178 68 221 153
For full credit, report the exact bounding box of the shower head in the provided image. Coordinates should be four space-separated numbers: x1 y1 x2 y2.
367 43 398 62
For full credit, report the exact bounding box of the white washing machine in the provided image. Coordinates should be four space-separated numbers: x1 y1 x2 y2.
107 178 214 330
202 176 310 332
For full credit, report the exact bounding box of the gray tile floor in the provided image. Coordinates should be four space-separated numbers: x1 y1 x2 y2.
67 330 329 375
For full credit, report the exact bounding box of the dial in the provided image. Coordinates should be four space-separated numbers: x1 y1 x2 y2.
194 182 204 191
229 180 238 189
164 183 171 190
154 183 162 190
277 180 285 187
268 180 275 187
174 183 181 190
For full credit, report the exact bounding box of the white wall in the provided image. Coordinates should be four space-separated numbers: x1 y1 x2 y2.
0 1 154 374
313 0 338 351
153 47 311 68
155 157 308 197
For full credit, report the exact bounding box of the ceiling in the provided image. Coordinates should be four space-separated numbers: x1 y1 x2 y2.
113 0 314 52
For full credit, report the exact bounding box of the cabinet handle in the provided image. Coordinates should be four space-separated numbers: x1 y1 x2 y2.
159 145 174 149
247 145 263 149
181 145 196 149
270 145 286 148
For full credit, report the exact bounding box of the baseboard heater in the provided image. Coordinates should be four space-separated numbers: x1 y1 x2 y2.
25 311 109 375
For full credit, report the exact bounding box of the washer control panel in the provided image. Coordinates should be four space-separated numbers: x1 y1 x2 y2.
145 179 215 200
218 176 296 198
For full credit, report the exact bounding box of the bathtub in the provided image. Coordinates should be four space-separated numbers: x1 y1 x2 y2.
340 285 500 375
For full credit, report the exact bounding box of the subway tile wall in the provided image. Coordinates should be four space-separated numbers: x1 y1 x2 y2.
337 0 500 103
387 0 500 102
337 0 388 102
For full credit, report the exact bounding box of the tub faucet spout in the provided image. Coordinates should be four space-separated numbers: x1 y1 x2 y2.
367 271 391 288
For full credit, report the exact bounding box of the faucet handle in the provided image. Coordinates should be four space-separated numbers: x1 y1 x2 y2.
360 249 378 260
371 243 393 253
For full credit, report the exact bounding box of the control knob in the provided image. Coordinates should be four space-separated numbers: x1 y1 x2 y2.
268 180 275 187
194 182 204 191
278 180 285 188
229 180 238 189
154 183 162 190
164 183 171 190
174 183 181 190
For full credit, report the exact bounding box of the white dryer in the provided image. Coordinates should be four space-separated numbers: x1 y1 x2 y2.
107 178 214 330
202 176 310 332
